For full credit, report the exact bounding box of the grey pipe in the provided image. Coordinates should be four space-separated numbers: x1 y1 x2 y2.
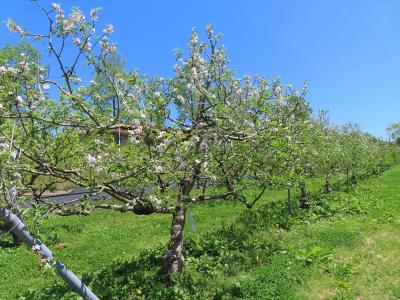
0 208 99 300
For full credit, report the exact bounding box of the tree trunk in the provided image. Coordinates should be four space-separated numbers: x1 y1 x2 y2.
287 187 292 214
163 206 186 274
324 173 332 194
225 178 235 193
299 183 309 209
163 176 195 275
351 173 357 185
162 141 201 276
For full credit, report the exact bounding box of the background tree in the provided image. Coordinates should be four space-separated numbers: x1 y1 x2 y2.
387 122 400 145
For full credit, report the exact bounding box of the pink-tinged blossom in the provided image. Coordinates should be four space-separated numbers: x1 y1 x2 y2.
99 39 117 53
102 24 114 35
69 9 85 23
55 11 64 23
0 66 6 74
73 38 81 47
129 126 143 137
6 19 23 34
156 142 168 152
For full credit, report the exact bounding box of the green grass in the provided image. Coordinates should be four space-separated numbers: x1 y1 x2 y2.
293 168 400 299
1 168 399 299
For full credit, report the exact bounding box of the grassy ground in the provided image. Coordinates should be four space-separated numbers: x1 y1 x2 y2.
0 168 399 299
293 167 400 299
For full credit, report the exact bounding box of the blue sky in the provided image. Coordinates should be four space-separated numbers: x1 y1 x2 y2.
1 0 399 138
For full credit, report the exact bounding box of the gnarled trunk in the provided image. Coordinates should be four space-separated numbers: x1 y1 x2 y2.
299 183 309 209
163 206 186 274
163 176 195 275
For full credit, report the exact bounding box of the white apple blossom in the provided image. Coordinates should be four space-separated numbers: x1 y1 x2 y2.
191 67 198 80
32 244 41 252
302 82 308 94
51 3 62 12
30 101 40 111
16 95 24 107
90 8 99 21
86 154 103 167
83 41 92 51
177 95 185 103
7 67 17 74
148 195 161 205
103 24 114 35
206 24 214 36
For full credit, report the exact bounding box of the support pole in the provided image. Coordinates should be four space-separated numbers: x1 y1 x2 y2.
0 208 99 300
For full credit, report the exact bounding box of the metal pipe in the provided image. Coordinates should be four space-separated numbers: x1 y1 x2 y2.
0 208 99 300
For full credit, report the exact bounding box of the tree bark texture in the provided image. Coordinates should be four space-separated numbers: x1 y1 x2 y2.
163 206 186 274
324 174 332 194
